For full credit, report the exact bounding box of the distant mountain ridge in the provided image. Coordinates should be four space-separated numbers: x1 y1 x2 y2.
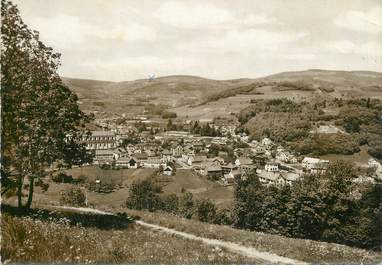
62 69 382 116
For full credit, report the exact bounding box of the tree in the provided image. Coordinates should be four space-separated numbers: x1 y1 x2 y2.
1 1 93 209
178 192 195 219
232 171 264 229
59 187 86 207
125 179 162 211
196 198 217 222
161 194 179 214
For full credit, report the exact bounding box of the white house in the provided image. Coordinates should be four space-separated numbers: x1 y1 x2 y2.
116 157 140 168
261 137 273 147
302 157 329 173
94 149 116 164
163 166 173 176
82 131 117 150
143 156 165 168
265 162 279 172
223 169 241 184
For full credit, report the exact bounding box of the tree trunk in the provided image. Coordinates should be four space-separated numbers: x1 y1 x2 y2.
25 177 35 209
17 176 23 208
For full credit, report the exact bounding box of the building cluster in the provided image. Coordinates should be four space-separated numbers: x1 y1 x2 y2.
81 125 345 186
80 110 382 186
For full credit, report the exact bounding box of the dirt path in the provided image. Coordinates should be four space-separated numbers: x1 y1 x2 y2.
55 206 308 265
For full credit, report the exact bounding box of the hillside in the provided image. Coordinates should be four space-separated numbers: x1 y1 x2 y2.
62 75 255 117
3 205 381 264
62 70 382 119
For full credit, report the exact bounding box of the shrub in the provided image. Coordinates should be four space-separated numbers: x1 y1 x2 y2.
59 187 86 207
232 162 382 249
196 199 217 223
125 179 162 211
52 173 73 183
161 194 179 214
178 192 195 219
161 111 177 119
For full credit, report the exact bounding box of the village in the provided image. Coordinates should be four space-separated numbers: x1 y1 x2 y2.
80 115 382 187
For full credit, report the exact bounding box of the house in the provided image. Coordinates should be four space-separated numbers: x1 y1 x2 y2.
163 166 173 176
172 145 183 158
258 171 283 185
222 162 238 174
162 149 173 162
183 145 195 156
206 164 223 179
135 153 148 164
310 162 329 174
280 172 300 185
94 149 115 164
265 162 279 172
116 156 140 168
212 157 225 165
235 157 252 167
189 155 207 167
223 169 241 184
275 151 288 163
82 131 117 150
144 156 164 168
302 157 329 173
193 141 204 151
261 137 273 147
235 157 255 172
166 131 190 137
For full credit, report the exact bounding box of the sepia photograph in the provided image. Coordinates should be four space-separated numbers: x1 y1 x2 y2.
1 0 382 264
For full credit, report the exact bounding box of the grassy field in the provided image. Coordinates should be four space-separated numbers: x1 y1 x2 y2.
64 166 156 185
21 166 234 209
122 209 382 264
319 145 371 167
2 208 250 264
162 169 234 207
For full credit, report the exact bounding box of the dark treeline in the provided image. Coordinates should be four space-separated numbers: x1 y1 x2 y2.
233 161 382 249
124 177 230 225
125 161 382 249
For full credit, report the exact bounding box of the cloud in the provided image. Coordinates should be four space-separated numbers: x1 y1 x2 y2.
73 55 199 81
29 14 156 50
178 28 307 53
334 6 382 34
94 23 156 42
322 40 382 62
154 1 273 29
154 1 235 28
30 14 91 49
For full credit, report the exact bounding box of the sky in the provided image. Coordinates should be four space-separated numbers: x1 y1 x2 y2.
13 0 382 81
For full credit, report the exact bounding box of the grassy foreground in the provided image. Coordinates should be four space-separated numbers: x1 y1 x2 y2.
1 206 254 264
121 208 382 264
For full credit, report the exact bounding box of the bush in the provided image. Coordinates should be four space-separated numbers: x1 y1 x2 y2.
196 199 217 223
161 111 177 119
232 162 382 249
59 187 86 207
52 173 73 183
161 194 179 214
125 179 162 211
87 182 116 193
178 192 194 219
292 133 360 156
214 208 233 225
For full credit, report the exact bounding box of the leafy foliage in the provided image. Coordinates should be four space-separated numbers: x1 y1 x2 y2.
232 163 382 249
1 0 92 208
59 187 86 207
196 199 217 223
125 179 162 211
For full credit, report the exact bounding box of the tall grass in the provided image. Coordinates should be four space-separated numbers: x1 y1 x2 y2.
123 209 382 264
1 212 248 264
